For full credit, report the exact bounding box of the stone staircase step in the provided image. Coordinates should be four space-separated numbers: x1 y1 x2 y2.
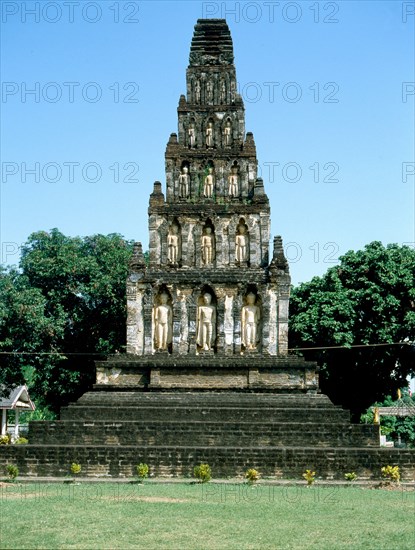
76 391 335 408
29 419 378 447
60 406 350 422
2 443 414 480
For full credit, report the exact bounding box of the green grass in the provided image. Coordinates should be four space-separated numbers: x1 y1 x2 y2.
0 482 414 549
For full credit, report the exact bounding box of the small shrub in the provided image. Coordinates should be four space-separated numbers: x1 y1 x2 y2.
136 463 149 481
245 468 260 484
70 463 81 476
0 434 11 445
302 469 316 486
194 463 211 483
381 465 400 483
344 472 357 482
6 464 19 481
14 437 28 445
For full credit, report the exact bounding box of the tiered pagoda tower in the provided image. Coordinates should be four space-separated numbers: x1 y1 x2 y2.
98 19 317 390
4 19 415 482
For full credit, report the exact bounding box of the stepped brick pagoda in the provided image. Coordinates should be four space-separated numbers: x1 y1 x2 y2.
97 18 317 391
1 20 414 480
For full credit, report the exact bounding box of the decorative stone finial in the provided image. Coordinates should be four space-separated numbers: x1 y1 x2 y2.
149 181 165 207
244 132 257 155
189 19 234 66
129 241 146 270
253 177 265 198
271 236 289 271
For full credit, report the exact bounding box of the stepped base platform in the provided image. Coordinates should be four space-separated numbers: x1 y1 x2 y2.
94 355 320 391
2 390 415 480
2 445 415 481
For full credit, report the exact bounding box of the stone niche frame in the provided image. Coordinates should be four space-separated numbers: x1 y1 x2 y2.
152 286 173 355
240 286 262 354
195 286 218 354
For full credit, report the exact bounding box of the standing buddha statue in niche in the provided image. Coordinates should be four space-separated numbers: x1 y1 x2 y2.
224 120 232 146
167 225 179 264
206 80 214 104
228 166 239 197
201 227 214 265
196 293 216 351
241 293 260 350
235 224 248 263
194 80 201 103
153 293 172 351
204 167 214 198
205 122 214 148
179 166 190 198
188 122 196 148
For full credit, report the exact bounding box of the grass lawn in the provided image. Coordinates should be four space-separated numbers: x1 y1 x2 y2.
0 482 414 549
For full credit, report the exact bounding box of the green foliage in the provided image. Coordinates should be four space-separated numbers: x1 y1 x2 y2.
0 266 65 399
381 465 400 483
245 468 260 484
361 391 415 447
136 463 149 480
344 472 357 482
380 425 394 436
0 434 11 445
0 229 134 410
5 464 19 481
193 463 212 483
22 405 57 422
14 437 28 445
290 242 415 417
302 469 316 486
70 463 81 475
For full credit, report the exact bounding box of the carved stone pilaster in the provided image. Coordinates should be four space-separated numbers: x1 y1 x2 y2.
267 287 278 356
223 291 236 355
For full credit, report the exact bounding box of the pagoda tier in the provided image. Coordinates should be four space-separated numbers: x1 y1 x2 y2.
125 19 290 361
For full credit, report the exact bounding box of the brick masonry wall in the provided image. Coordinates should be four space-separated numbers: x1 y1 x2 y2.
28 420 379 447
1 391 414 480
1 445 415 480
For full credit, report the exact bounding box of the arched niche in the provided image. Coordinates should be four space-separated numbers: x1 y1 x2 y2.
201 218 215 266
152 286 173 354
227 160 240 198
241 286 262 352
178 161 191 199
187 117 197 149
167 218 181 266
219 77 227 104
205 117 215 148
202 161 215 199
223 116 233 147
235 217 249 265
192 77 201 104
196 286 217 353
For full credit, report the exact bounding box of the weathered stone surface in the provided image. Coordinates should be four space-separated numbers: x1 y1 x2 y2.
125 18 290 361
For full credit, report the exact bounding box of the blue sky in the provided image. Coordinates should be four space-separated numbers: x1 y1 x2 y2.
1 0 414 286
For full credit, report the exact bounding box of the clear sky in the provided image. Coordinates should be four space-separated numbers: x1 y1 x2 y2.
1 0 414 286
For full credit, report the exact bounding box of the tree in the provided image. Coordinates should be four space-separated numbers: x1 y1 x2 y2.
0 229 134 411
289 242 415 418
0 267 66 400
